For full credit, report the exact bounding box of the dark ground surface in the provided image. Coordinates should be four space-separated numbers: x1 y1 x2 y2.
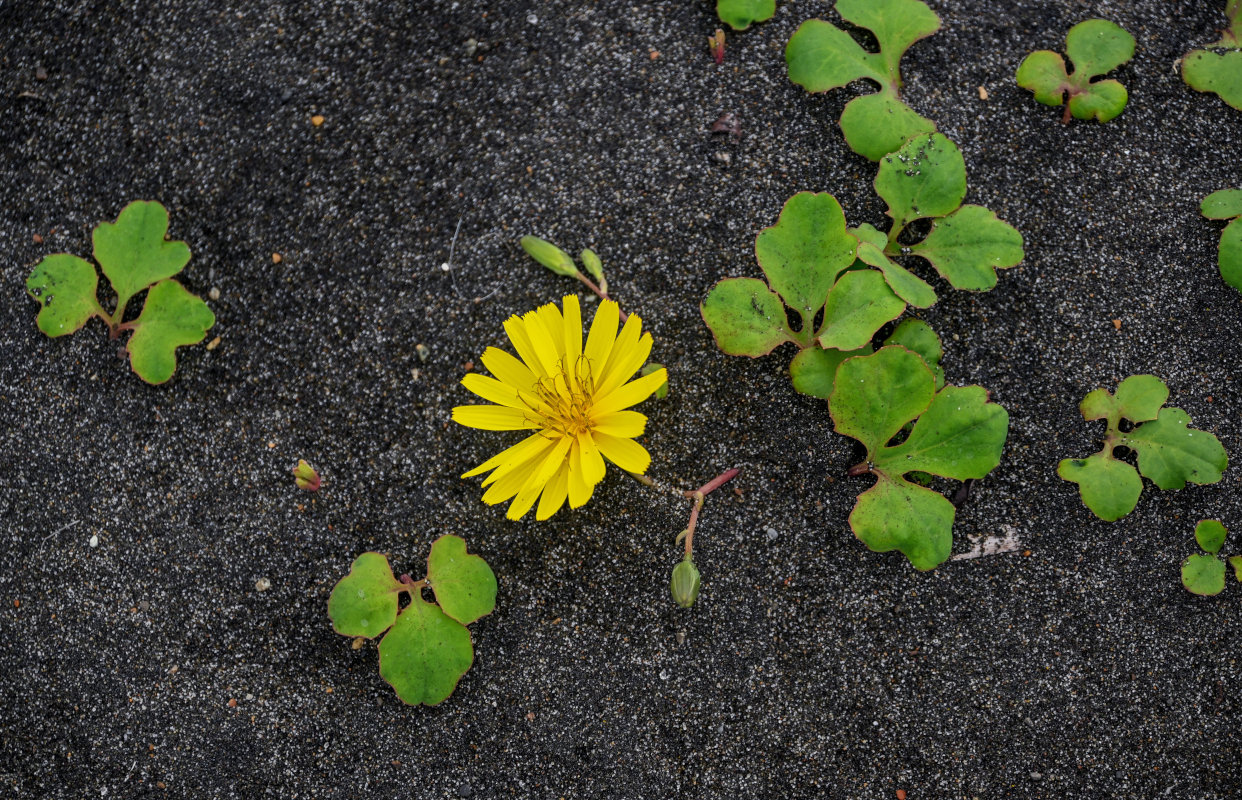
2 0 1241 797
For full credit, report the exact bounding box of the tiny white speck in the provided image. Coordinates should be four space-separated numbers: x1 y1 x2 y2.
527 13 538 24
89 534 99 549
440 262 451 272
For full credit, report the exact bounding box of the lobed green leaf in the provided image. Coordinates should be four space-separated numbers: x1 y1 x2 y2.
1195 519 1228 554
1017 20 1134 121
755 192 857 317
849 477 954 571
1056 453 1142 522
836 0 940 80
93 200 191 313
879 385 1008 481
816 270 906 352
1064 19 1136 78
785 19 885 93
126 279 216 384
427 534 497 626
908 205 1025 291
1182 554 1227 596
1201 189 1242 220
1183 50 1242 112
789 344 871 400
26 254 102 337
1015 51 1070 105
1221 219 1242 292
327 552 404 639
717 0 775 31
839 92 937 163
1123 407 1228 490
701 278 793 357
883 319 943 389
1067 79 1128 123
378 596 474 706
1079 374 1168 423
1231 555 1242 582
831 346 935 461
875 133 967 233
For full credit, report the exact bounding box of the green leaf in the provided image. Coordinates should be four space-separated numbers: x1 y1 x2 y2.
378 596 474 706
579 248 604 283
327 552 404 639
1015 51 1071 105
789 345 871 399
1221 219 1242 292
701 278 794 356
1016 20 1134 122
92 200 191 314
641 363 669 399
856 242 937 308
883 319 943 389
830 347 1008 570
1201 189 1242 220
1079 374 1168 423
1066 79 1129 123
838 92 937 163
1230 555 1242 582
1123 408 1228 490
1182 554 1227 596
26 254 103 337
881 386 1008 479
816 270 906 351
849 477 954 571
908 205 1025 291
1057 454 1143 521
786 19 885 93
875 133 967 232
851 223 888 249
717 0 774 31
126 280 216 384
521 236 579 277
836 0 941 80
1064 19 1136 77
427 534 497 626
1183 50 1242 112
755 192 857 317
1195 519 1228 554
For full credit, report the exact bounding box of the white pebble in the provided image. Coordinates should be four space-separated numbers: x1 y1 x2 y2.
89 534 99 548
255 577 272 592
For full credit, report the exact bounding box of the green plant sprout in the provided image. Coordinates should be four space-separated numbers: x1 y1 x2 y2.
786 0 940 160
292 460 322 491
702 132 1023 402
1201 188 1242 292
1016 19 1136 123
1182 1 1242 112
25 201 215 384
717 0 774 31
1181 520 1242 596
831 346 1008 570
1058 376 1228 522
328 536 496 706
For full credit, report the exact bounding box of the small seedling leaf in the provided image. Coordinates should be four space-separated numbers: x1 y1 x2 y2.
1016 19 1135 122
1182 554 1227 596
837 0 941 76
1201 190 1242 292
875 134 968 233
789 345 871 399
701 278 793 356
521 236 579 277
641 363 669 399
785 19 885 92
327 552 404 639
1195 519 1228 554
92 200 192 313
1080 374 1168 423
427 534 497 626
816 270 905 351
378 596 474 706
717 0 775 31
908 205 1025 291
26 254 102 336
839 91 937 163
1056 453 1143 522
1201 189 1242 220
755 192 857 317
1123 408 1228 490
126 279 216 384
882 319 943 389
1181 4 1242 111
856 242 937 308
850 476 955 571
1230 555 1242 582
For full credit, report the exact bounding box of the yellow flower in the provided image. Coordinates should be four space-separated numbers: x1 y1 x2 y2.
452 295 667 521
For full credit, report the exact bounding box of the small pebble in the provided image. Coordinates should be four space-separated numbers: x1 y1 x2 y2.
464 38 479 57
765 527 778 541
206 336 221 351
411 368 421 381
310 114 325 127
416 343 430 362
977 85 988 100
89 534 99 549
32 233 43 244
1029 772 1042 780
255 577 271 592
271 253 282 264
675 631 686 645
1112 318 1122 330
209 287 220 301
896 791 907 800
351 637 365 650
713 151 732 166
35 66 47 81
525 13 538 25
280 89 292 102
457 783 474 798
227 698 237 708
138 600 151 611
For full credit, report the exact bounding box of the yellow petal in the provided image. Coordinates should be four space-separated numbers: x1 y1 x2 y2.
595 330 652 399
480 346 536 391
506 436 572 520
591 410 646 438
480 436 557 487
535 302 566 358
596 313 642 393
567 440 594 508
562 295 583 364
594 432 651 473
462 432 550 478
536 461 570 520
452 405 539 431
481 443 550 504
589 367 667 417
577 431 607 486
521 309 561 375
462 373 525 409
503 315 547 378
583 299 619 386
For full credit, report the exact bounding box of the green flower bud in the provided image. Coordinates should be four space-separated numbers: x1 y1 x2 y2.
521 236 580 277
670 558 701 608
579 248 604 283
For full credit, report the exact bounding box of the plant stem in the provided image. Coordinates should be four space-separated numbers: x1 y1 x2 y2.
397 574 428 593
682 467 740 558
575 273 628 322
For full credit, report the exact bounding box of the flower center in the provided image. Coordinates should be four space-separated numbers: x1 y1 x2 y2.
529 357 595 438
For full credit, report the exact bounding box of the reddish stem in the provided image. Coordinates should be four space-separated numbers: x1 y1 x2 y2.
682 468 740 558
848 461 872 477
575 273 628 321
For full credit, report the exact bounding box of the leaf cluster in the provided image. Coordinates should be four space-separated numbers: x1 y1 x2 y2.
717 0 774 31
25 201 215 384
1201 188 1242 292
701 132 1023 403
1182 520 1242 596
1181 1 1242 112
1057 376 1228 522
328 536 497 706
1016 19 1136 123
785 0 940 160
829 346 1009 570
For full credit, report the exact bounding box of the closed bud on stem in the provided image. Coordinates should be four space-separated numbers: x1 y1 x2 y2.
579 248 604 283
521 236 580 277
292 459 321 491
670 557 701 608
